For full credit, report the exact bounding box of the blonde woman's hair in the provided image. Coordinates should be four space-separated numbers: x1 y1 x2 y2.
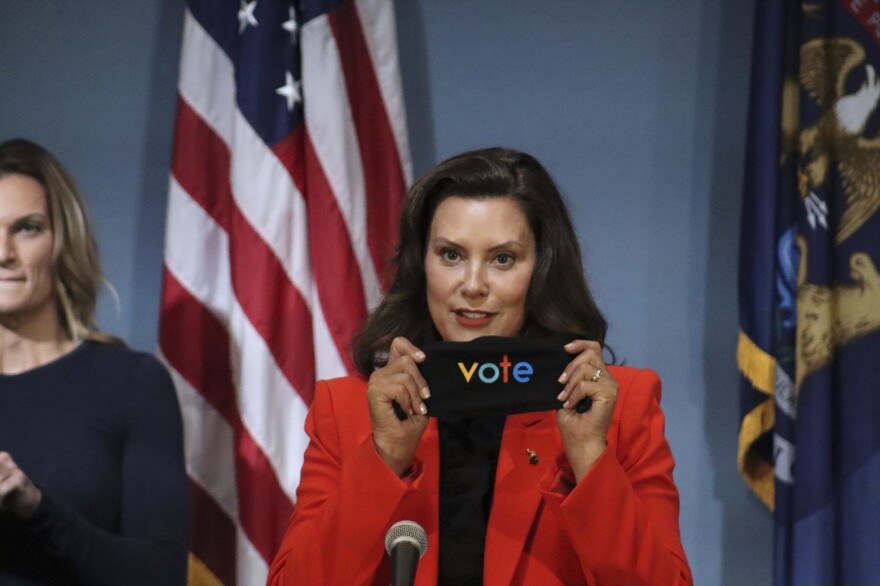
0 138 122 345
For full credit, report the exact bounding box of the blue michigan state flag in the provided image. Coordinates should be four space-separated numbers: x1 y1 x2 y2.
738 0 880 584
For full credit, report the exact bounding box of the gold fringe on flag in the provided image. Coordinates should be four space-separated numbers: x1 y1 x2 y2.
736 330 777 509
737 331 776 395
737 397 776 509
188 554 223 586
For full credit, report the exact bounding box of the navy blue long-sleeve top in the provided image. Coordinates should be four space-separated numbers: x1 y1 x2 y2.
0 341 191 585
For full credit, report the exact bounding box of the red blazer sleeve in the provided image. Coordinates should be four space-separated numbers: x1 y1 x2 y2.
267 378 429 586
539 368 692 585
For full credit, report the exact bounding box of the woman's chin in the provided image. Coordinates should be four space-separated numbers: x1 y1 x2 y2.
439 327 519 343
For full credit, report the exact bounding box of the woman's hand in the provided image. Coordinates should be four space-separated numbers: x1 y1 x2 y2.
0 451 42 518
367 337 431 477
555 340 619 482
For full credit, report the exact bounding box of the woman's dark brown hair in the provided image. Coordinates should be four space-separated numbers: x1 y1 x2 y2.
352 147 606 376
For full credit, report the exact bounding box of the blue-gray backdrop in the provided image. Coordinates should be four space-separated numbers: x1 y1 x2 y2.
0 1 770 583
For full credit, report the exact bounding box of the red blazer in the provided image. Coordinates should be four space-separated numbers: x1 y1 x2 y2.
268 366 692 585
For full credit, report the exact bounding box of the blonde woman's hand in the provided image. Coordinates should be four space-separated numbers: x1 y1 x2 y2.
555 340 619 482
367 337 431 477
0 451 42 518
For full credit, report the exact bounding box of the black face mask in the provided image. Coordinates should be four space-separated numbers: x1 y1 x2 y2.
417 336 589 420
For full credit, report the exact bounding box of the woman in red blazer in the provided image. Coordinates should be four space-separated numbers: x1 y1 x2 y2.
268 148 692 585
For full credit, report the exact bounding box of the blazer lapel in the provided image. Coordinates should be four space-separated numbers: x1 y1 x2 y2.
484 411 560 586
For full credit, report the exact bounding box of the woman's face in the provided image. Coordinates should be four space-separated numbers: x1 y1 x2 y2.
0 174 56 323
425 196 536 342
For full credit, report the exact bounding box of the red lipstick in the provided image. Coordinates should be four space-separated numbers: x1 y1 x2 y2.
453 308 495 328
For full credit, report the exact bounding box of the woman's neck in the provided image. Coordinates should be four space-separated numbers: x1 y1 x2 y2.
0 311 75 375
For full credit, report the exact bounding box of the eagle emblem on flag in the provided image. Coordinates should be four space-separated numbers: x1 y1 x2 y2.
779 36 880 390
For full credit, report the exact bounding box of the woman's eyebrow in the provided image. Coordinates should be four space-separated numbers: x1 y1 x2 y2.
430 237 526 250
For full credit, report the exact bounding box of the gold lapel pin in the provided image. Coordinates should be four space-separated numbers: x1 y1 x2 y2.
524 449 538 465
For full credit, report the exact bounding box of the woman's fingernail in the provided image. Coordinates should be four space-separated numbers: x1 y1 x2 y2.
557 390 566 401
558 371 568 383
421 387 431 399
419 403 427 415
415 351 426 361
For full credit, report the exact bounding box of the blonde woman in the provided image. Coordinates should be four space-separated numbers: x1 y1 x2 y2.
0 138 189 585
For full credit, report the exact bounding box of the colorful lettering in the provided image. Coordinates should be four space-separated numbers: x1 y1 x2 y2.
478 363 500 383
500 354 511 382
457 355 534 383
513 361 533 383
457 361 478 382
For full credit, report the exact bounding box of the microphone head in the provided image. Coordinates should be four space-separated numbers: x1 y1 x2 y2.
384 520 428 558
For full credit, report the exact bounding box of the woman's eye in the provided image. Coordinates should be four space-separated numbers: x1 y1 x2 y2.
495 253 514 266
17 223 45 234
440 249 460 262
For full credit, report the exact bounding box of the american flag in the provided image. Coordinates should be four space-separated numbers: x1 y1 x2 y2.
158 0 410 583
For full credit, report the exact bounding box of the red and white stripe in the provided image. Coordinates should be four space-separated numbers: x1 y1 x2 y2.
159 2 410 583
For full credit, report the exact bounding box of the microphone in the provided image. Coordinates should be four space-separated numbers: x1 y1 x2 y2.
384 520 428 586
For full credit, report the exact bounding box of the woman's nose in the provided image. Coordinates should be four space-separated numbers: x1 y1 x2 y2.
0 233 15 266
461 262 488 297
